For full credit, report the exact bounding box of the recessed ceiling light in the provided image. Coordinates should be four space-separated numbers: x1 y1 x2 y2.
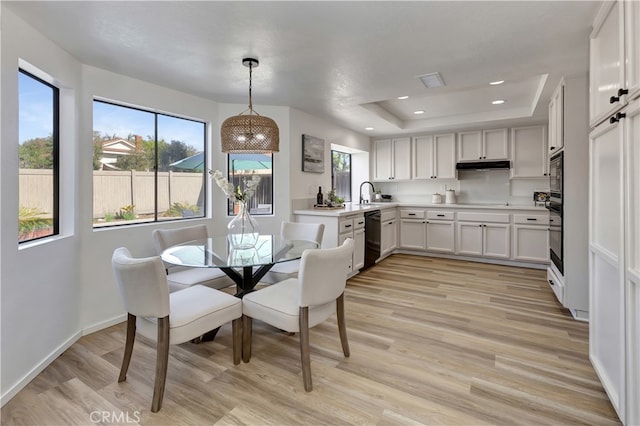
365 127 374 131
397 95 409 100
418 72 445 88
490 80 505 85
414 110 425 114
492 99 505 105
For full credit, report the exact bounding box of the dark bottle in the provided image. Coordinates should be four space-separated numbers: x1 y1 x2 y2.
316 186 323 205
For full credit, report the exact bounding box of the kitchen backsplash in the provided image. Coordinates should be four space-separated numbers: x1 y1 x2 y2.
375 170 549 206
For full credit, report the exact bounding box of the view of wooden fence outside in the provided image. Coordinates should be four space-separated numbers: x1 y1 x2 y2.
20 169 205 219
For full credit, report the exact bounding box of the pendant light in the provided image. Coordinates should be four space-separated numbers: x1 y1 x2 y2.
220 57 279 153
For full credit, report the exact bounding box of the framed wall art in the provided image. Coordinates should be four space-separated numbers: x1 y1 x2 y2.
302 134 325 173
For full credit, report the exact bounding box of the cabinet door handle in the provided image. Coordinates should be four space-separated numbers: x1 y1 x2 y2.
610 95 620 104
478 224 482 227
527 218 537 221
344 224 352 228
550 146 556 151
548 279 554 286
437 214 445 217
408 213 416 216
618 88 629 96
388 221 393 225
357 221 364 225
610 112 626 124
423 221 427 224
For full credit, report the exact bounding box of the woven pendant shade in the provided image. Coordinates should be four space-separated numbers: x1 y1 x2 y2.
221 113 279 153
221 57 279 153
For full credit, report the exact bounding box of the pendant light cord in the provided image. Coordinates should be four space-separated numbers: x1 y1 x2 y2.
248 61 253 111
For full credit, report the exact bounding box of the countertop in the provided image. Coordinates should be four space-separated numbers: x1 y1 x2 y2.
293 202 548 217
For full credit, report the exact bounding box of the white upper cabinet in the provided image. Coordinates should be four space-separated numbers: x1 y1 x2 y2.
457 129 508 162
549 81 564 153
510 125 548 178
590 0 626 127
627 0 640 100
412 133 456 180
373 138 411 181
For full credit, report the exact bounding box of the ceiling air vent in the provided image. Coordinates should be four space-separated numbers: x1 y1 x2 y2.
418 72 445 88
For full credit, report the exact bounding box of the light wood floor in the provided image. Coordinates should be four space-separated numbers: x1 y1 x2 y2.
1 255 621 425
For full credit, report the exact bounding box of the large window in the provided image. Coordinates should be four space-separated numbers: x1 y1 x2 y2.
18 69 59 243
93 100 206 227
332 150 351 202
227 153 273 215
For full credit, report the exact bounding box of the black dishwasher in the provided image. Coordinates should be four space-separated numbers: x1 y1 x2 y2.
363 210 381 270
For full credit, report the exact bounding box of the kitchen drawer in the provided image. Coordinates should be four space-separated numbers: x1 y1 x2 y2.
353 216 365 230
514 214 549 225
400 209 426 219
457 212 510 223
381 209 397 221
547 267 565 304
339 218 354 233
427 210 454 221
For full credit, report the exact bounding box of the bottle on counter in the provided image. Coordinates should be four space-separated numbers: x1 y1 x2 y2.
316 186 323 206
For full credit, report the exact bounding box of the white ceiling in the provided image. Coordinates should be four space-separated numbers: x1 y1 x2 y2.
5 1 598 137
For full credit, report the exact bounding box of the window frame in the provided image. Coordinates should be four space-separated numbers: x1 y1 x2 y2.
226 154 274 216
18 68 60 244
92 99 207 228
331 149 352 203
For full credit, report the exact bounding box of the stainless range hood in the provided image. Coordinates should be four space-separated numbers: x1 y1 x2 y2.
456 160 511 171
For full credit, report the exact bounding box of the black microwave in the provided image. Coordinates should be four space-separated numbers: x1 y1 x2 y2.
549 151 563 201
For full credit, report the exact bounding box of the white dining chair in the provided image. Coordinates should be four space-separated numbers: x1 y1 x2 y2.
111 247 242 412
241 238 354 391
152 224 234 292
260 221 325 284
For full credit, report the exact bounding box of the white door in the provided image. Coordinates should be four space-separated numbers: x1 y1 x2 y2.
513 225 548 263
399 219 426 250
510 126 547 178
456 222 483 256
353 228 365 271
426 221 455 253
392 138 412 180
483 223 510 259
373 139 393 181
412 136 434 179
457 131 482 161
589 118 625 421
482 128 509 160
433 133 456 179
626 0 640 100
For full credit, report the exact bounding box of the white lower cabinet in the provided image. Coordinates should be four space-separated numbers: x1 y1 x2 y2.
399 209 426 250
457 222 510 259
512 214 550 263
353 227 365 271
381 210 398 258
426 221 455 253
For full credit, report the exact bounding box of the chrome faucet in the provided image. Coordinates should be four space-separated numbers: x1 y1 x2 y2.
359 181 376 204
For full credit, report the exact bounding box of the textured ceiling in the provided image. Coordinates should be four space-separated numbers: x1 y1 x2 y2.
5 1 598 137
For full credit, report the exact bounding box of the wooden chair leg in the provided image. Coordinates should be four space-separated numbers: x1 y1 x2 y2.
336 293 350 357
232 318 242 365
151 316 170 413
118 313 136 382
299 306 312 392
242 315 252 363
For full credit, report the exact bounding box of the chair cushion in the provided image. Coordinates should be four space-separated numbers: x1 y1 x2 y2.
242 279 335 332
167 267 234 292
137 285 242 345
268 259 300 275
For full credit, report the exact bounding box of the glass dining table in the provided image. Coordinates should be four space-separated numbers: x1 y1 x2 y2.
160 234 319 298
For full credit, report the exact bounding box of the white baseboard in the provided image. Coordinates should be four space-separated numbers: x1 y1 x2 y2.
1 314 127 407
1 330 81 407
393 249 548 270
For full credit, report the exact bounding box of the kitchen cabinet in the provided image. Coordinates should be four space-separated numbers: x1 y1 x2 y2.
380 209 397 258
457 128 508 162
373 137 411 181
510 125 548 178
512 214 549 263
549 81 564 153
296 212 365 277
589 2 639 422
412 133 456 180
426 212 455 253
456 212 510 259
399 209 426 250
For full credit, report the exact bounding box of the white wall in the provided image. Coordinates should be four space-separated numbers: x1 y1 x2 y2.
289 108 370 208
1 8 82 403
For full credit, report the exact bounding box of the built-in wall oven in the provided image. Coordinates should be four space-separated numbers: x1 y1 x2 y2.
548 152 564 274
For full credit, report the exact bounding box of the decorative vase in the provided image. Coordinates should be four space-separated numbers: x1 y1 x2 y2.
227 201 259 249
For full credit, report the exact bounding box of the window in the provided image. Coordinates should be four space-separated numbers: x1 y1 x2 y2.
227 153 273 215
93 100 206 227
331 150 351 202
18 69 59 243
